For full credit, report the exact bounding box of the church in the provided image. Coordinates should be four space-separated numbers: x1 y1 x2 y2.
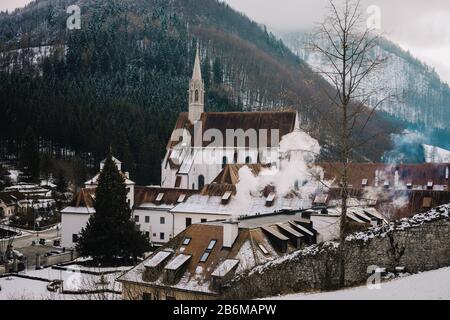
61 48 303 248
161 46 300 190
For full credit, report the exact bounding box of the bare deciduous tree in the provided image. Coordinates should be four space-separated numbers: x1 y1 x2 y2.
309 0 390 287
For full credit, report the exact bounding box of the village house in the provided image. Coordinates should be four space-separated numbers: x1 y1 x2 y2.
117 212 319 300
318 163 450 218
117 203 386 300
0 190 27 218
133 187 198 245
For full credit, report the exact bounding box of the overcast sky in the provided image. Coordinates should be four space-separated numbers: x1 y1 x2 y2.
2 0 450 83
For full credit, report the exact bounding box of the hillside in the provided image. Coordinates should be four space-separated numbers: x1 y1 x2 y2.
279 30 450 152
0 0 395 185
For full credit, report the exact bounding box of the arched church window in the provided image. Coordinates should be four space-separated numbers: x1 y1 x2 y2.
198 175 205 190
245 156 252 164
222 156 228 169
195 90 199 102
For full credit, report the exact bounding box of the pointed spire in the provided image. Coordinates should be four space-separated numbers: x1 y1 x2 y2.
192 43 202 81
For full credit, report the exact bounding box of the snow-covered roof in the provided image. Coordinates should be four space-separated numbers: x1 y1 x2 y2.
101 156 122 164
211 259 239 277
165 254 191 271
143 250 172 268
61 206 94 214
85 173 135 186
247 197 311 216
171 195 235 215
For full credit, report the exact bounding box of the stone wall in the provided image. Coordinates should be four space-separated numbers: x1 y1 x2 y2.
222 205 450 300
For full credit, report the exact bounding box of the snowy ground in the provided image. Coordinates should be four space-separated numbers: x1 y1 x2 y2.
267 267 450 300
423 144 450 163
0 265 130 300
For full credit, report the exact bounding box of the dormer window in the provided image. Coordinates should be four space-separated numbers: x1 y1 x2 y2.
362 179 368 187
258 243 269 255
207 240 217 250
155 193 164 204
199 239 217 263
406 182 413 189
384 181 390 189
427 181 433 190
265 193 275 207
199 252 210 263
221 191 232 204
177 194 186 203
182 237 191 246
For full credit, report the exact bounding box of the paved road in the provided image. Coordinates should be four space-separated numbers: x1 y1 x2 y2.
1 227 59 249
1 226 61 268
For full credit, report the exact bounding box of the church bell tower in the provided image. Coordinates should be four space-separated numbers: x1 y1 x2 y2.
188 45 205 123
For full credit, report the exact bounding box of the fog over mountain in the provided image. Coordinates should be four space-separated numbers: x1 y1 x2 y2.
223 0 450 85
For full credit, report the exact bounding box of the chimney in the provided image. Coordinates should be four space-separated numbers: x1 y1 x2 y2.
223 221 239 248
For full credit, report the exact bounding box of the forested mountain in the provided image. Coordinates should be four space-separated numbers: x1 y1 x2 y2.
279 30 450 151
0 0 396 185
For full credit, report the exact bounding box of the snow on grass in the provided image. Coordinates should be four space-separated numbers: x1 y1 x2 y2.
266 266 450 300
0 265 128 300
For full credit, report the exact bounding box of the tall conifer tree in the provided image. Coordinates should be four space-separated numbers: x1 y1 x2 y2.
77 155 149 265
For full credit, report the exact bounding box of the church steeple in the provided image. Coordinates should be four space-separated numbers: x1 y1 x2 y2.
189 45 205 123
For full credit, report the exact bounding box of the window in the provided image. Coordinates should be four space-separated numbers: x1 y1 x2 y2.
177 194 186 203
222 156 228 169
195 90 199 102
233 151 238 164
201 218 207 223
145 216 150 223
160 233 165 240
182 237 191 246
155 193 164 204
245 156 251 164
207 240 217 250
153 233 157 237
134 215 139 223
142 293 152 300
72 234 79 243
258 243 269 255
186 218 192 228
145 232 150 238
160 217 165 224
199 252 210 263
198 175 205 190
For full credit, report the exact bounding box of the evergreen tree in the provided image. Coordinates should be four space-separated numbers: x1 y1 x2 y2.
76 155 149 265
56 169 68 193
213 57 223 85
19 127 40 182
